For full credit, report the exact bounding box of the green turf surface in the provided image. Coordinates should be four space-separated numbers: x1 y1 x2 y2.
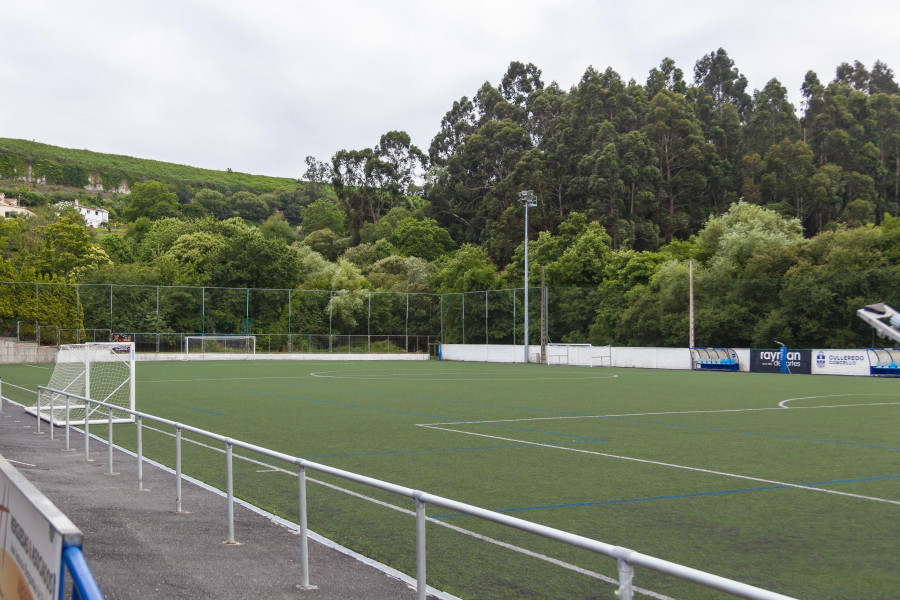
3 360 898 599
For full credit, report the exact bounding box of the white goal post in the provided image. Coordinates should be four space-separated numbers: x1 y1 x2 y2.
184 335 256 354
28 342 136 426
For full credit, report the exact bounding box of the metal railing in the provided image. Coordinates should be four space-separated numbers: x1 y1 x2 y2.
63 544 104 600
36 386 797 600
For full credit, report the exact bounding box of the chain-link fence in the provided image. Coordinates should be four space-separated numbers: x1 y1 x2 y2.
2 282 596 353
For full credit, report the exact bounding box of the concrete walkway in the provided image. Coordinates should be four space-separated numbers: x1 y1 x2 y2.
0 401 441 599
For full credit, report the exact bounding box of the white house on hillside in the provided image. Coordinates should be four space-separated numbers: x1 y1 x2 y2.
74 199 109 228
0 193 36 219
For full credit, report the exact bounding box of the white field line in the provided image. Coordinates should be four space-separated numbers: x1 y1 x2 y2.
140 424 670 599
776 393 894 408
1 382 40 397
311 372 619 382
418 425 900 507
422 396 900 427
146 375 313 383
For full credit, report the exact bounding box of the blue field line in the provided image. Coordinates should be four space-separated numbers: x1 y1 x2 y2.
192 407 223 416
432 474 900 518
605 417 900 452
239 389 606 444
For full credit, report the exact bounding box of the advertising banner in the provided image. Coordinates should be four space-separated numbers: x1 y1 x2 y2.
0 458 78 600
812 349 871 376
750 349 812 374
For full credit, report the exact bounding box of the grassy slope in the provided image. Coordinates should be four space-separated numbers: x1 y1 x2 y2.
0 137 299 194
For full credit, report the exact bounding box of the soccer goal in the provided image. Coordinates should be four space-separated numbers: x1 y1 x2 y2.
185 335 256 355
545 343 597 366
28 342 136 425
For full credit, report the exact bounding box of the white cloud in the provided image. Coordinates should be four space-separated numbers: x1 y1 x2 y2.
1 0 899 178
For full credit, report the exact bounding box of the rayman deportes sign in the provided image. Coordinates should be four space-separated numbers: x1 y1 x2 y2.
750 349 812 374
812 349 871 376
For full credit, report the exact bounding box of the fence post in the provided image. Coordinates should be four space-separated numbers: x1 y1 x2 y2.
107 408 115 475
415 495 427 600
226 442 236 544
137 416 144 491
297 463 311 588
512 288 516 345
0 376 3 413
176 426 183 513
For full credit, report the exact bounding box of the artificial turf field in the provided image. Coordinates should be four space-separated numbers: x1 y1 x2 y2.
2 359 898 599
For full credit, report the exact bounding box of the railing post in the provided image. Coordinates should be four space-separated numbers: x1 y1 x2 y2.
297 463 311 589
0 376 3 412
614 548 634 600
64 396 71 451
49 394 55 441
107 407 114 474
84 402 91 461
137 416 144 491
36 390 42 434
225 442 236 544
175 426 183 513
415 494 426 600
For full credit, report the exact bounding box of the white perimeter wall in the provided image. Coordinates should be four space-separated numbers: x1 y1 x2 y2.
440 345 877 376
0 340 57 364
441 344 698 370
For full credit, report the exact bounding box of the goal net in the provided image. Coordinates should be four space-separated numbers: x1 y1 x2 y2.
28 342 136 425
185 335 256 354
545 343 606 366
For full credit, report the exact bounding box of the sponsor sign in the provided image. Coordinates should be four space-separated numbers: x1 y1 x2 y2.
812 349 871 376
750 349 811 374
0 458 78 600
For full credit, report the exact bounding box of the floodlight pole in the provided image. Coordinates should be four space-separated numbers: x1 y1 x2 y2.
689 258 695 349
519 190 537 363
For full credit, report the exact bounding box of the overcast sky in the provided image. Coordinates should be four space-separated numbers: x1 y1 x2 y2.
3 1 899 179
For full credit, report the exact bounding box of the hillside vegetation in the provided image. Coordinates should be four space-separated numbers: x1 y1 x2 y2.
0 137 298 197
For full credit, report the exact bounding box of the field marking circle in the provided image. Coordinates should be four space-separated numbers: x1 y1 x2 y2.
310 369 618 382
778 393 897 408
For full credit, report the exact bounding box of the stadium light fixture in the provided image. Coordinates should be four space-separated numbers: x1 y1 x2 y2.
518 190 537 363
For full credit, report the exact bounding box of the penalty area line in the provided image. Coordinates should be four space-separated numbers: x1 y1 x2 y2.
419 397 900 427
419 425 900 507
